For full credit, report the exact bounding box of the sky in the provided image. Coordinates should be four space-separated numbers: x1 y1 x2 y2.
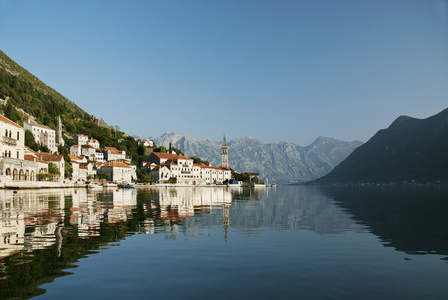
0 0 447 145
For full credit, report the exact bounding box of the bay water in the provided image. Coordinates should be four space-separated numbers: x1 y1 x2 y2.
1 186 448 299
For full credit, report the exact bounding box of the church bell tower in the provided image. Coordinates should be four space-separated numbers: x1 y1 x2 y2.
222 134 228 169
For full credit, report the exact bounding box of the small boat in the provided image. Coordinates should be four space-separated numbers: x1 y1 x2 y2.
103 182 118 187
88 183 103 189
117 181 136 188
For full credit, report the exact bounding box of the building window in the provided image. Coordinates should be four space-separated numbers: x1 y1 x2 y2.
17 132 19 140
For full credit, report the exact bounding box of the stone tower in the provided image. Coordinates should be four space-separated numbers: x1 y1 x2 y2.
56 115 64 146
222 134 228 169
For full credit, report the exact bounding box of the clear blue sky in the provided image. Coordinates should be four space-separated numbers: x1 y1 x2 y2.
1 0 447 145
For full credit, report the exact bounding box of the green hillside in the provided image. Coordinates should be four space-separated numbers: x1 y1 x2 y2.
0 50 146 170
311 107 448 185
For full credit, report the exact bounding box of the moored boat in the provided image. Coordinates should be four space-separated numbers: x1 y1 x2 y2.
117 181 136 188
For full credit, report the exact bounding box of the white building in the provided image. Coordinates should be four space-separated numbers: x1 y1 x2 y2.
97 161 136 183
0 115 38 181
94 150 105 162
103 146 127 162
38 153 65 183
73 134 88 146
24 121 58 153
70 144 81 156
147 152 231 185
1 115 24 160
88 138 100 149
81 145 96 160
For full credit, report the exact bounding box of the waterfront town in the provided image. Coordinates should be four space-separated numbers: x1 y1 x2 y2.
0 113 257 188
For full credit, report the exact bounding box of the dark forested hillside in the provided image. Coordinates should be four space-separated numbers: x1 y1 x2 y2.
311 107 448 185
0 50 146 166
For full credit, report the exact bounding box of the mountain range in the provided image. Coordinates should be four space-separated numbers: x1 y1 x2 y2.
149 132 363 184
312 107 448 185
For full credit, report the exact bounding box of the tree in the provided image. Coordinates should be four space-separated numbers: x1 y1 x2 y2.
64 161 72 179
4 101 19 123
98 172 111 181
48 162 60 176
25 130 38 151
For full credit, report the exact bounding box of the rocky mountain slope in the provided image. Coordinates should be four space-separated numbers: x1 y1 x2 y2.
149 132 363 184
312 107 448 185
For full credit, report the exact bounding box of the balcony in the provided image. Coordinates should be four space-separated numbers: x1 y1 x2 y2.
2 136 17 146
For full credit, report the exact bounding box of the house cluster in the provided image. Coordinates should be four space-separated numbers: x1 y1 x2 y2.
141 135 232 185
0 114 136 184
0 114 64 183
1 111 248 186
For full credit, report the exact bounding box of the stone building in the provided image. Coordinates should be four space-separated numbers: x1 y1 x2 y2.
0 116 38 181
24 121 58 153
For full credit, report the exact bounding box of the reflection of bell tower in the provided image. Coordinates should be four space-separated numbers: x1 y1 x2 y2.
222 135 228 169
222 204 229 242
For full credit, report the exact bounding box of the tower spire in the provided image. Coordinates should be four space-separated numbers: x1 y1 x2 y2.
222 134 228 169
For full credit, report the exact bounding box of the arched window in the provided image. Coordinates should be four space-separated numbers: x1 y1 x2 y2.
8 151 11 157
19 170 24 181
31 171 35 181
17 131 19 140
9 130 11 138
5 168 11 176
25 170 29 181
13 169 18 180
5 129 7 137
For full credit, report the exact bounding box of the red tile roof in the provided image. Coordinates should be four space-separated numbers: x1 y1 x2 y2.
152 152 192 160
0 115 22 129
39 153 63 162
100 161 131 168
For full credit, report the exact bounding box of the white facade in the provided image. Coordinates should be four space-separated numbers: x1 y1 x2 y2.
148 152 231 185
104 147 126 162
1 115 24 160
73 134 88 146
94 150 105 162
70 144 81 156
81 145 96 160
88 138 100 149
97 161 136 183
24 121 58 153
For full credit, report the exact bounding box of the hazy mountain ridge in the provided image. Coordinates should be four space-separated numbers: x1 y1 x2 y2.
149 132 363 184
312 107 448 184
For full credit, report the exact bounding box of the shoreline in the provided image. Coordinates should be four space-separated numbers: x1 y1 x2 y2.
0 182 270 190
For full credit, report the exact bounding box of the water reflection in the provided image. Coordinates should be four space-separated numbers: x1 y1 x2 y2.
1 186 448 299
322 186 448 257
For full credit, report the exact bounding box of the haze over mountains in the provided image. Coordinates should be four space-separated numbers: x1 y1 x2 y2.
149 132 362 184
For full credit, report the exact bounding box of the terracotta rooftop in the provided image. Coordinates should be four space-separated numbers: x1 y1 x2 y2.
100 161 131 168
39 153 63 162
0 115 23 129
152 152 192 160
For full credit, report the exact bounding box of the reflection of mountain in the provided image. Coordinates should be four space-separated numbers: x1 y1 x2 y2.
182 186 365 235
323 186 448 256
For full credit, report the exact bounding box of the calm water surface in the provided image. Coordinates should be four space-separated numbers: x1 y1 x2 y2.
1 186 448 299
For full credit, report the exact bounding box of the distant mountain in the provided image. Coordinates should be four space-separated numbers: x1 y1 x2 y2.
149 132 363 184
312 107 448 185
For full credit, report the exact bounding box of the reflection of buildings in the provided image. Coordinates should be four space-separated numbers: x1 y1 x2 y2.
0 187 138 260
139 187 237 239
70 188 137 236
0 189 67 259
157 187 232 220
